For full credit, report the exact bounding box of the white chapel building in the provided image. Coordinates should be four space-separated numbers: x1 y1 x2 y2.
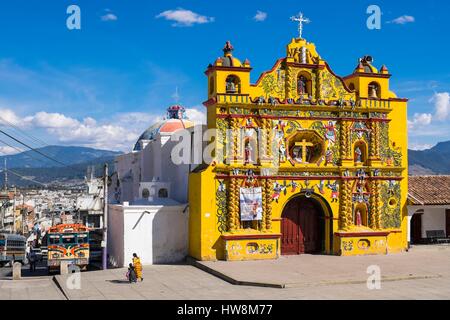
108 104 201 267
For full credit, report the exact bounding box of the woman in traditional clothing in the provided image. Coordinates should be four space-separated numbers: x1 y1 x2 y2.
132 253 143 281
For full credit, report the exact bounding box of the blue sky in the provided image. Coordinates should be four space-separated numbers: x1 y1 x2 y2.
0 0 449 152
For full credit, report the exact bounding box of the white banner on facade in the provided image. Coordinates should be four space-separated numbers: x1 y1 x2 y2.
239 187 263 221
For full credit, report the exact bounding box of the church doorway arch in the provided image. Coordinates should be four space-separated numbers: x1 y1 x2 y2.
281 193 330 255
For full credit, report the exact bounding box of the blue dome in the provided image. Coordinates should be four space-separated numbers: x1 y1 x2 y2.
133 122 164 151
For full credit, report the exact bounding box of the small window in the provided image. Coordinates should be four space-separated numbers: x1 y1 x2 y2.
142 188 150 199
62 236 75 245
158 188 168 198
348 83 355 91
49 236 60 245
77 234 88 244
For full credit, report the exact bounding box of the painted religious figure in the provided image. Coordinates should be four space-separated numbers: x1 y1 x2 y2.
239 187 263 221
293 146 303 163
326 181 339 203
325 148 333 165
279 140 287 162
355 209 362 226
275 120 286 139
297 75 308 95
324 121 336 144
355 146 363 163
244 142 253 164
271 182 285 202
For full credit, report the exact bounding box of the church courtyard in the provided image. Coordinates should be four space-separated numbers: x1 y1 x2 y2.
4 245 445 300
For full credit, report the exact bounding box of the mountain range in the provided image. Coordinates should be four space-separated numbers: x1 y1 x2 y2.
0 141 449 188
408 141 450 175
0 146 122 188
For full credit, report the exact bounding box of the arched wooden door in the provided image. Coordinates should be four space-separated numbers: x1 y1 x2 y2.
281 196 323 255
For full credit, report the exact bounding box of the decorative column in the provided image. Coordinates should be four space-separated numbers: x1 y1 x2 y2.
317 69 323 100
374 180 382 229
339 180 353 230
231 117 241 161
263 178 273 231
285 68 295 100
340 120 353 165
228 177 241 231
260 118 273 163
369 120 381 164
260 179 267 231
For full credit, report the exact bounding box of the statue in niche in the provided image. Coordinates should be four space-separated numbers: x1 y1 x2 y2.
355 146 363 163
355 209 362 226
297 76 308 95
244 141 253 164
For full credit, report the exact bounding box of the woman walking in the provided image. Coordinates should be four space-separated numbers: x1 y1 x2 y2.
132 253 143 281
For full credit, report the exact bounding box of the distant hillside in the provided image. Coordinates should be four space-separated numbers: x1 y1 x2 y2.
408 141 450 175
0 145 122 169
0 146 122 187
0 141 448 187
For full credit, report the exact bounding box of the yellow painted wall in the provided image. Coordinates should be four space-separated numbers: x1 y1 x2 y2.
189 37 408 260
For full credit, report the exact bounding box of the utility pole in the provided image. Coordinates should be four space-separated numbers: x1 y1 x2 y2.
4 158 7 192
102 164 108 270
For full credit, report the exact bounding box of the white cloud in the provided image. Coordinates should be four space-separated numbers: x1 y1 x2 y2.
254 10 267 22
0 107 206 152
0 145 20 155
408 143 434 151
24 111 80 129
408 112 432 130
185 107 206 124
0 108 23 126
388 15 415 25
430 92 450 121
156 8 214 27
101 13 118 22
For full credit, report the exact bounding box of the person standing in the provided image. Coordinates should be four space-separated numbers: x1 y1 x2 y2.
132 253 143 281
28 249 37 272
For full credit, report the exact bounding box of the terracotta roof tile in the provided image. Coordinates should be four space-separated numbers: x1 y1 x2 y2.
408 175 450 205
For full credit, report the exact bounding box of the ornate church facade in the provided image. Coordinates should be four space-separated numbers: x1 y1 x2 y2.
189 32 408 260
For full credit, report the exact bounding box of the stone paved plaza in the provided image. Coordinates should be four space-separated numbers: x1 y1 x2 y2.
1 246 450 300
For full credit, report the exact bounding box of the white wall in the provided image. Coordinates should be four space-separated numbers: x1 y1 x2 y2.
108 205 125 268
108 204 189 267
421 207 447 238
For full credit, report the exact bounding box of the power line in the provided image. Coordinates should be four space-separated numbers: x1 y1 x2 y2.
4 168 47 187
0 138 24 154
0 129 67 167
0 115 48 148
0 138 51 165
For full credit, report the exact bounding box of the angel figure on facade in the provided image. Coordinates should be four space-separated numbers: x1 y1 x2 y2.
324 121 336 144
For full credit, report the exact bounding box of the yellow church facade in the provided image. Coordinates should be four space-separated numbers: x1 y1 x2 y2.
189 35 408 261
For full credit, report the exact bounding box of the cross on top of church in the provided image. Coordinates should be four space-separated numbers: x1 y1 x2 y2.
290 12 310 39
172 86 180 104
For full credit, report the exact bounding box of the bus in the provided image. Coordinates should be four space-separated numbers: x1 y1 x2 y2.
47 224 90 272
0 233 27 267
